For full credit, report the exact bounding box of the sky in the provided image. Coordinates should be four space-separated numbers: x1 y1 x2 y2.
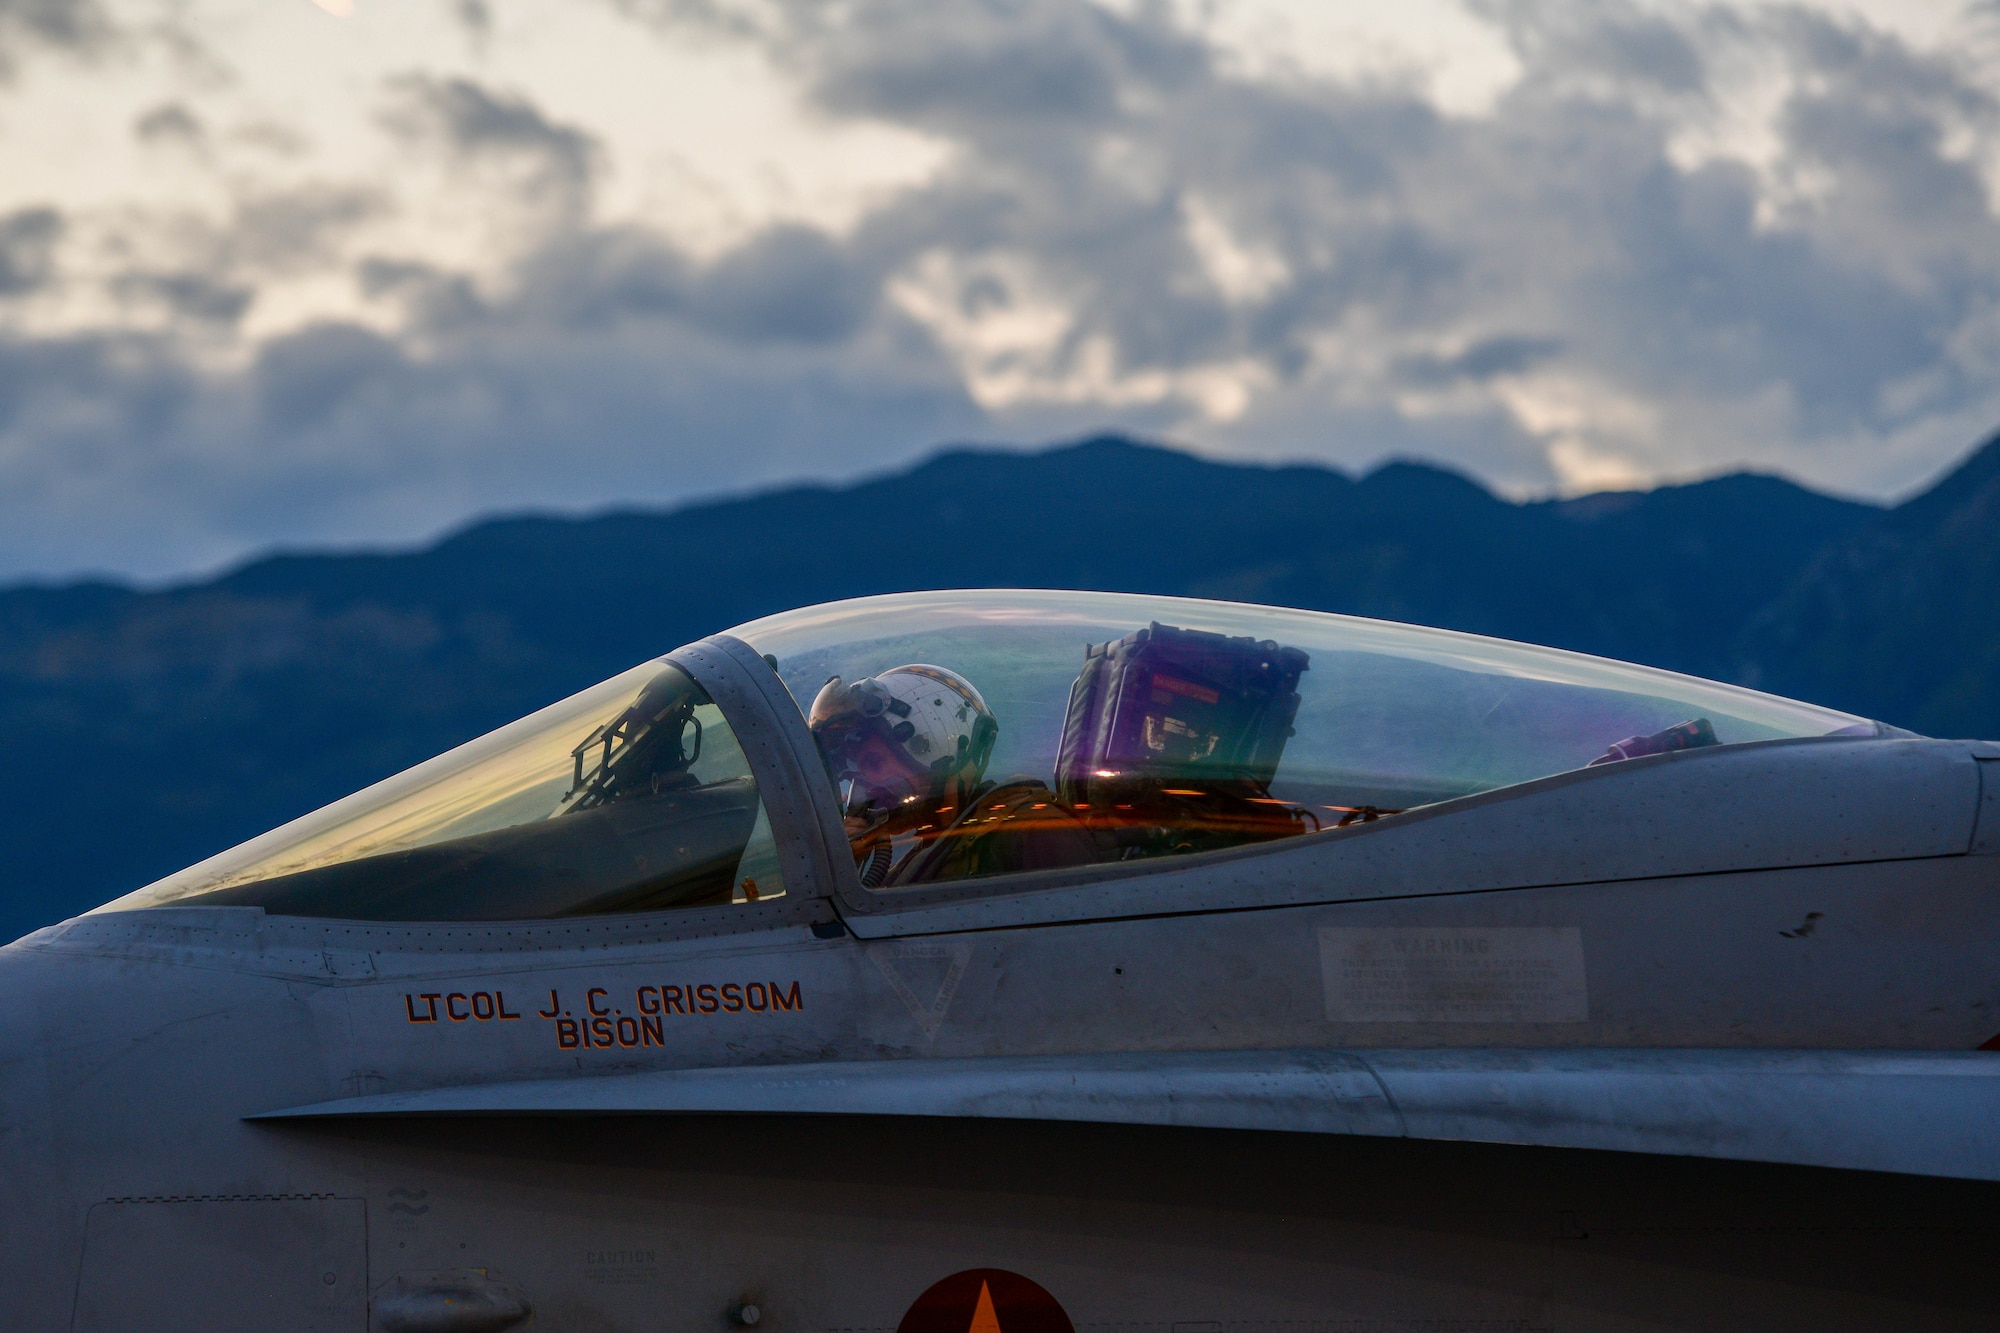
2 0 2000 579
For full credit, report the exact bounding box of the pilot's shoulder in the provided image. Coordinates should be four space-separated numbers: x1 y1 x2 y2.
967 780 1093 833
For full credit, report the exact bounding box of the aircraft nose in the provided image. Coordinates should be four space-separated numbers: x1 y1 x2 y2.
0 939 79 1331
0 940 52 1162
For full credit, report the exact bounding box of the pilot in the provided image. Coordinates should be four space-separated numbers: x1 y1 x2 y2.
808 664 1098 886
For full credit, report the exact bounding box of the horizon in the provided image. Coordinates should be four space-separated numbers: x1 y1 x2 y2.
16 423 1987 595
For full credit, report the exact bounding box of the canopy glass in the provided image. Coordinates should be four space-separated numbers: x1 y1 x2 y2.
733 591 1875 889
103 591 1875 917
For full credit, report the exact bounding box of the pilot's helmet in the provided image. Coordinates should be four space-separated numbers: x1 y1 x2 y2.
809 664 998 816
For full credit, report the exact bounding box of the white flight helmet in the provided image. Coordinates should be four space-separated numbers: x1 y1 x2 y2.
809 664 998 815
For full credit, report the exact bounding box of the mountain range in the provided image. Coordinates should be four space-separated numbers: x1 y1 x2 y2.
3 432 1995 941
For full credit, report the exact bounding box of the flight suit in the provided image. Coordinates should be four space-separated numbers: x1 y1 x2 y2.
886 779 1101 885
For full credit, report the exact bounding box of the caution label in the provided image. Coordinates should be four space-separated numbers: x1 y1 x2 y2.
1318 926 1589 1023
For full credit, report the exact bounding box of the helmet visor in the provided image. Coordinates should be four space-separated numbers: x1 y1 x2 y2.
810 677 934 815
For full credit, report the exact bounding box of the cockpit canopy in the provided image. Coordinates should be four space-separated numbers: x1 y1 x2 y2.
101 590 1878 921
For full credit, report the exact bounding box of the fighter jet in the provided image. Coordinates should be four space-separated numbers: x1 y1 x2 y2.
5 588 1998 1332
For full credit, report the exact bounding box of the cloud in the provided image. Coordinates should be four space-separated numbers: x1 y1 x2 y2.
0 0 107 78
357 256 487 331
380 73 600 226
111 270 252 326
453 0 492 43
230 184 384 272
0 206 61 295
2 0 2000 579
1397 335 1565 386
0 311 982 578
133 102 202 147
251 321 406 428
705 0 2000 492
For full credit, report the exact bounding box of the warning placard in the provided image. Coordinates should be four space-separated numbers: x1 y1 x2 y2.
1318 926 1589 1023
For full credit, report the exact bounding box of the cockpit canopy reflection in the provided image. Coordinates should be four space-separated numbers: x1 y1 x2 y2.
740 591 1873 893
103 663 788 920
100 590 1878 921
